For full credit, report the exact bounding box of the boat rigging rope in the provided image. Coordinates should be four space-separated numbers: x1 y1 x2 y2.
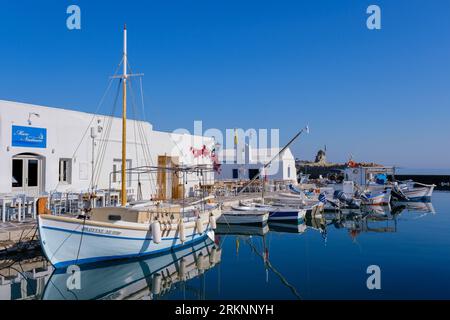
46 223 84 262
244 237 302 300
126 79 158 195
91 80 121 189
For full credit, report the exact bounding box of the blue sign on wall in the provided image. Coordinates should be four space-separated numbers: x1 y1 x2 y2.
12 125 47 148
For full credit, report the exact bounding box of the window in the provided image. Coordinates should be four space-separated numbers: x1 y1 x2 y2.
113 159 132 187
112 163 118 183
59 158 72 183
12 159 23 187
232 169 239 179
248 169 260 180
287 166 291 178
28 159 39 186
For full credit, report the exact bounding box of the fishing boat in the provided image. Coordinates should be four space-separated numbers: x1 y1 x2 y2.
38 26 221 268
42 239 221 300
360 188 391 205
231 202 306 222
293 183 363 211
267 196 324 216
391 181 435 202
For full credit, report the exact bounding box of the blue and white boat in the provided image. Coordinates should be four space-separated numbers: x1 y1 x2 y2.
392 181 435 202
38 206 220 268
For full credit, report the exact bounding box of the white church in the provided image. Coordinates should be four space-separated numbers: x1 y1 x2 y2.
215 143 297 183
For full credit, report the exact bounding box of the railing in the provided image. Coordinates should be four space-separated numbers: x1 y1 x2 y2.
0 189 125 223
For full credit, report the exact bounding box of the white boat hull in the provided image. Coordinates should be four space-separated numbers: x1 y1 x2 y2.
402 186 434 201
361 189 391 205
236 204 306 222
38 215 214 269
217 211 269 225
267 209 306 221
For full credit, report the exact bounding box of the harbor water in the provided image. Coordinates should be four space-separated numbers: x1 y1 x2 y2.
2 192 450 300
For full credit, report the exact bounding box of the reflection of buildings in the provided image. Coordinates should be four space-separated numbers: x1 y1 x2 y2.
42 239 221 300
0 253 53 300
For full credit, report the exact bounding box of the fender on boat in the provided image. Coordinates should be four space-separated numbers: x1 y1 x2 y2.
151 221 161 244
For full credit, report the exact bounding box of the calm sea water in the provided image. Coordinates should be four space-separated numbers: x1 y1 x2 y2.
3 192 450 300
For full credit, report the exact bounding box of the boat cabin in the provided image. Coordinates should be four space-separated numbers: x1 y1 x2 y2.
343 166 395 187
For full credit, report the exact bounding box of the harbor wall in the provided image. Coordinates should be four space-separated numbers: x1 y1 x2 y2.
297 163 450 191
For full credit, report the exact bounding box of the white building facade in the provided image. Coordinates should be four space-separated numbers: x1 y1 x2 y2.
0 100 214 200
215 143 297 182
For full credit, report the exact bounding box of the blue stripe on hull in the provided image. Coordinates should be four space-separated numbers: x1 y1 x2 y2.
268 211 302 221
42 225 185 241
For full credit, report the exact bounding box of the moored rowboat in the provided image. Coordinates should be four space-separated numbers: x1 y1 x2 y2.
217 210 269 225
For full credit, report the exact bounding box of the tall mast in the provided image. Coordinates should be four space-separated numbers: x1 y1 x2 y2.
121 24 127 206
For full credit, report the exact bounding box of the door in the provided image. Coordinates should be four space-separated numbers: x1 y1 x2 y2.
12 156 42 196
156 155 180 200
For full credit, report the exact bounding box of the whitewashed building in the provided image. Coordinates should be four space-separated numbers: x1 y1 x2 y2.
0 100 215 200
215 143 297 182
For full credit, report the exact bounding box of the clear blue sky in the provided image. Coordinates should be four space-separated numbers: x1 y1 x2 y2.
1 0 449 168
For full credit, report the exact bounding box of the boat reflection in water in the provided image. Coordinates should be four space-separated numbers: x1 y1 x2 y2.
268 221 307 234
216 223 269 237
42 239 221 300
305 201 436 240
392 201 436 218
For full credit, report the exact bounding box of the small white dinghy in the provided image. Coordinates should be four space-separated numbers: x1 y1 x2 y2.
360 188 391 205
392 181 435 202
233 203 306 222
217 210 269 225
